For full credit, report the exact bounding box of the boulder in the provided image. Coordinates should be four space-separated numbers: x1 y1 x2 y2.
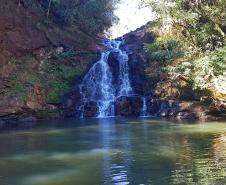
147 98 180 117
148 98 161 115
176 112 199 121
83 101 99 117
116 96 142 116
61 86 82 117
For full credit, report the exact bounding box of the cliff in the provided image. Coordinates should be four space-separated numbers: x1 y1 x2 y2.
120 25 226 121
0 0 102 121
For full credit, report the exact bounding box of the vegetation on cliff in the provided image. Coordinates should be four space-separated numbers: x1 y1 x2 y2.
19 0 119 35
143 0 226 106
0 0 119 119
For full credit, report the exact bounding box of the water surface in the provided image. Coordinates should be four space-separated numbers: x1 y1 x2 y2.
0 118 226 185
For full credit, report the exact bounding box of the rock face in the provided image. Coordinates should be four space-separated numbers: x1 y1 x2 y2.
0 0 101 121
0 97 27 118
0 1 48 56
107 51 120 86
122 26 155 95
128 53 146 95
0 1 99 55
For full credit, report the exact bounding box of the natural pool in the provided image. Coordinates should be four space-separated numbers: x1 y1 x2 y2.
0 118 226 185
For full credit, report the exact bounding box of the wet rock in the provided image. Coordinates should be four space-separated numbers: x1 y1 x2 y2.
108 51 120 85
128 52 146 95
83 101 99 117
176 112 199 121
61 86 82 117
116 96 142 116
168 107 180 116
158 109 168 117
156 100 170 117
148 99 161 115
147 98 180 117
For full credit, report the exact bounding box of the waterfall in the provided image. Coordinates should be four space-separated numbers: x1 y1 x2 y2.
118 47 133 96
140 97 149 117
79 40 133 118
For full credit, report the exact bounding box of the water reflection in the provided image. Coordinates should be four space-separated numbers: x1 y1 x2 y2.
0 119 225 185
98 118 132 185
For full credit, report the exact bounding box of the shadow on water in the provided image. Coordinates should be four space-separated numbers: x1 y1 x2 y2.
0 118 226 185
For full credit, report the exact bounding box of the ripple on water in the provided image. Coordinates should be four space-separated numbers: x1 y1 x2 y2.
0 119 226 185
110 164 129 184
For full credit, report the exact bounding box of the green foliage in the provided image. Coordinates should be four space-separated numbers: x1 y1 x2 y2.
47 81 70 103
208 46 226 75
55 49 76 61
54 65 82 81
4 53 88 105
9 74 41 101
166 47 226 91
46 65 83 103
35 110 59 119
11 83 28 101
55 49 98 61
143 0 226 101
144 36 184 61
22 0 119 35
143 0 226 52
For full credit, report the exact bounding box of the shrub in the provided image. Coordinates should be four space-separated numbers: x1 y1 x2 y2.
166 47 226 91
144 36 184 61
22 0 119 35
46 65 83 103
55 49 76 61
47 81 70 103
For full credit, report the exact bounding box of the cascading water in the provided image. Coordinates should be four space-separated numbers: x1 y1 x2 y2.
117 44 133 96
140 97 149 117
79 40 133 118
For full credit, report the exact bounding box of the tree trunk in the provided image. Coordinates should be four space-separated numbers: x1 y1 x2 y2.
47 0 52 19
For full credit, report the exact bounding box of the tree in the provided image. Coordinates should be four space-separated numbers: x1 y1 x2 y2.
142 0 226 51
20 0 120 35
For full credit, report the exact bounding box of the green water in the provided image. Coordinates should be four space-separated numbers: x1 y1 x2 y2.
0 118 226 185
